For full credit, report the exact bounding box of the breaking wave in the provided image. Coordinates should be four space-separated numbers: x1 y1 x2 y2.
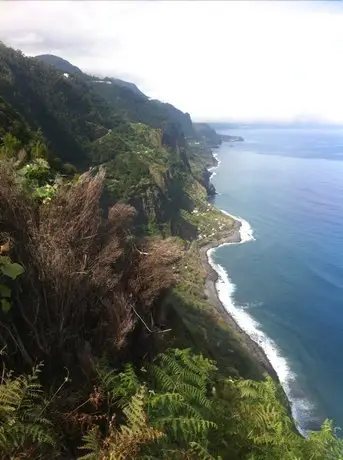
207 149 314 434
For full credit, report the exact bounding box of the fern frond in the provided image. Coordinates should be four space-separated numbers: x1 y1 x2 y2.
158 352 204 389
0 379 22 420
97 362 140 408
150 364 176 392
150 349 215 417
155 349 216 394
189 441 221 460
155 416 216 443
78 426 102 460
79 386 164 460
149 392 184 412
105 386 164 460
7 422 55 447
123 385 148 432
0 365 55 457
177 382 212 411
174 348 217 376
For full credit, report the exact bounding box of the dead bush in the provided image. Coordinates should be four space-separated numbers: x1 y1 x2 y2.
0 164 181 376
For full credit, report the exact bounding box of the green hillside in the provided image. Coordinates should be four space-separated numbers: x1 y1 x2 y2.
0 43 120 165
35 53 195 137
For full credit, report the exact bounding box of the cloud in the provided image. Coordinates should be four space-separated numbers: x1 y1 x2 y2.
1 0 343 123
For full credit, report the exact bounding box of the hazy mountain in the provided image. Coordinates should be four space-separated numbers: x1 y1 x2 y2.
35 54 83 74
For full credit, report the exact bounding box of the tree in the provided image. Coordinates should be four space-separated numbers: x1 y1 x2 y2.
0 133 21 158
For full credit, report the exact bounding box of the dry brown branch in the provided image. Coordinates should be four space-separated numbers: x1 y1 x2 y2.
0 163 181 378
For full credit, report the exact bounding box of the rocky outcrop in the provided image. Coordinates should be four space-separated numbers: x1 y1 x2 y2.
162 122 191 172
220 134 244 142
193 122 221 147
130 177 197 240
203 168 216 197
194 123 244 145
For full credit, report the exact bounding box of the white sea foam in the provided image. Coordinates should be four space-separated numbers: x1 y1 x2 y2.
206 202 313 434
208 153 221 177
220 209 256 243
210 153 221 169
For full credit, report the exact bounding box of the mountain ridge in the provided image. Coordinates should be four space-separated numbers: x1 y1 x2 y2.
0 42 220 237
33 52 195 138
35 54 83 74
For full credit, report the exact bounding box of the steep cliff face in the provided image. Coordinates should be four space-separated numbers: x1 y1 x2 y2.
129 183 170 232
0 43 208 241
0 95 33 144
129 180 198 240
220 133 244 142
89 120 199 239
127 140 198 239
193 122 221 147
162 122 191 172
34 53 195 139
202 168 216 197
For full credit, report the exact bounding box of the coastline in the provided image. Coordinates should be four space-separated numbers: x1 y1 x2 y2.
200 144 302 433
198 222 279 381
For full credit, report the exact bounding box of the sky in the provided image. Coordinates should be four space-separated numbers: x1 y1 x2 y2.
1 0 343 123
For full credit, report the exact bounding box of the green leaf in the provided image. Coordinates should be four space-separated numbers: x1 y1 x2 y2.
0 256 11 265
0 262 25 280
0 284 11 298
1 299 11 313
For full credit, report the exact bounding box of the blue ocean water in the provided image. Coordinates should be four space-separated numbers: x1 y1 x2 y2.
209 127 343 434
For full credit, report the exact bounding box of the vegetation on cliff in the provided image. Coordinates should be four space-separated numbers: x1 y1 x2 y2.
193 123 222 148
34 53 195 138
0 42 342 459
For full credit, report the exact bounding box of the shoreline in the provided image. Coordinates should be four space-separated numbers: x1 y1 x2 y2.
198 221 279 381
201 144 301 433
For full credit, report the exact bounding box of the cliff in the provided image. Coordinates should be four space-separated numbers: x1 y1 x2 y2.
0 43 262 376
193 122 222 147
35 53 195 138
220 133 244 142
0 95 33 144
194 122 244 144
0 44 214 239
0 43 262 378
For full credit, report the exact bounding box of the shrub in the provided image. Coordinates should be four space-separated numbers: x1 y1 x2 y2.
0 164 181 379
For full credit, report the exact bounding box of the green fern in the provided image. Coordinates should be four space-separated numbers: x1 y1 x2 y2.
97 362 140 408
189 441 222 460
304 419 343 460
144 349 219 457
78 426 102 460
148 392 184 413
82 349 343 460
154 416 216 443
149 364 175 392
153 349 216 391
149 392 201 420
0 364 55 458
81 350 220 459
79 386 164 460
149 348 215 414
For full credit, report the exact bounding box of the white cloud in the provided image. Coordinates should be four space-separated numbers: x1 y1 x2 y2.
1 0 343 123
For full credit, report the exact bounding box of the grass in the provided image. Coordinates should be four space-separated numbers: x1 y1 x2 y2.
181 201 236 245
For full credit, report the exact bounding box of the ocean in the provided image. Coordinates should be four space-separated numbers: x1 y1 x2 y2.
208 127 343 434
